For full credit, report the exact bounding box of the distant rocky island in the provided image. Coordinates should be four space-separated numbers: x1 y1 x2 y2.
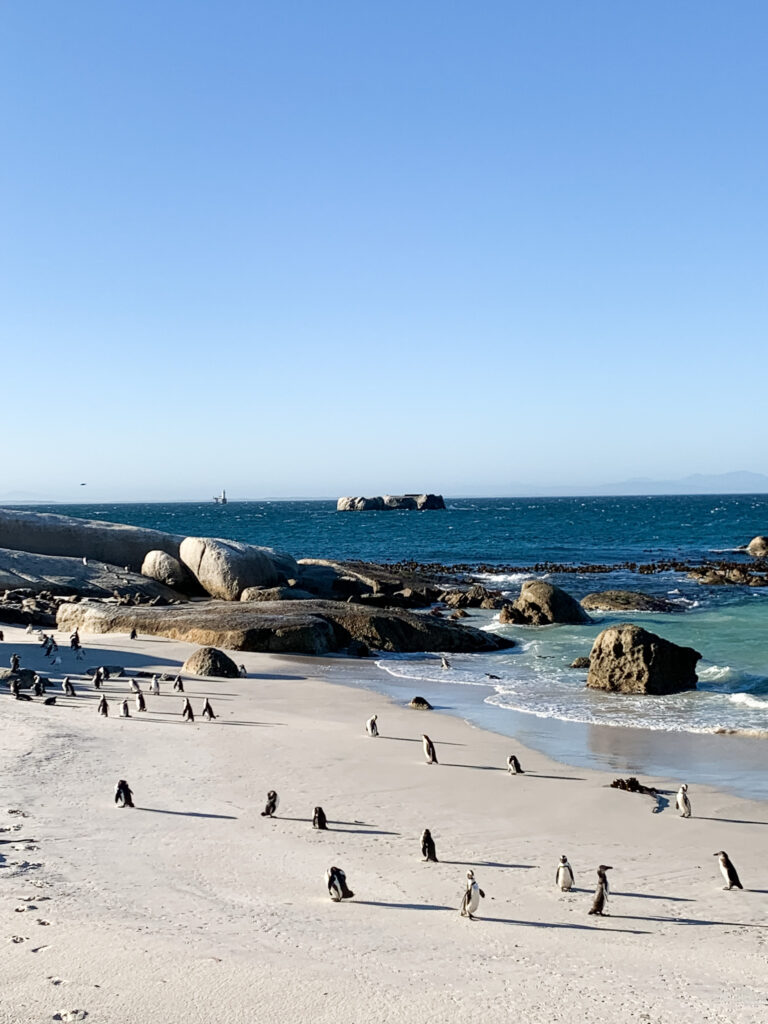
337 494 445 511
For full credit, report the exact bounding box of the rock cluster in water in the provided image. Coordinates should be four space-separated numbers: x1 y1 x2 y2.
336 494 445 511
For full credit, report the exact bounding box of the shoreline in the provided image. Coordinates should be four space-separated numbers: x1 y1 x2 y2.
3 624 768 1022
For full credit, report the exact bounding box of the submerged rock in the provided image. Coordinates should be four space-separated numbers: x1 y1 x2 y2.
409 696 433 709
580 590 680 613
569 656 591 669
586 623 701 695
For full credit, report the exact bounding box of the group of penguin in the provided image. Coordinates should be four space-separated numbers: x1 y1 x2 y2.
304 714 744 916
84 670 217 722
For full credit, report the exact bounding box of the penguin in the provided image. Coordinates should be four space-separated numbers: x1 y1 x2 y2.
33 675 44 697
101 666 110 681
485 673 501 680
135 690 146 712
181 697 195 722
114 779 134 808
129 628 138 640
92 669 102 690
120 699 131 718
507 754 524 775
421 828 438 862
676 783 692 818
97 695 109 717
441 655 452 670
261 790 279 817
714 851 743 890
201 698 216 721
326 866 354 901
10 679 19 698
173 674 184 692
588 865 612 916
130 679 141 694
63 676 76 697
459 870 485 919
313 806 328 830
10 653 20 672
422 734 438 764
556 854 574 891
365 714 379 737
238 664 247 678
151 674 160 696
43 696 57 706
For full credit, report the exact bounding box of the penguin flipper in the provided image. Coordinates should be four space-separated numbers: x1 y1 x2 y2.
478 888 485 898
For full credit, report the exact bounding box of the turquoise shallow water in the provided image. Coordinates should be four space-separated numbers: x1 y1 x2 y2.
12 496 768 741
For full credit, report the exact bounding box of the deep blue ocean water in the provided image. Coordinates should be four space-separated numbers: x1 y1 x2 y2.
15 496 768 743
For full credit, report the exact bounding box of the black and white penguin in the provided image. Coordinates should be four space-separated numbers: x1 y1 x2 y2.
441 655 452 671
120 699 131 718
326 866 354 901
130 679 141 694
135 690 146 712
238 664 247 678
422 734 438 764
97 695 109 717
459 870 485 919
313 806 328 830
556 854 574 891
588 865 612 915
676 783 692 818
366 714 379 737
62 676 76 697
714 851 743 890
10 679 19 698
33 675 44 697
43 696 56 706
151 674 160 697
114 779 134 808
507 754 524 775
421 828 438 862
261 790 279 817
10 653 20 672
92 669 102 690
173 674 184 692
202 698 216 720
129 628 138 640
181 697 195 722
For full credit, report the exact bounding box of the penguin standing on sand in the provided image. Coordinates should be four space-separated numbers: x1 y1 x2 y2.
507 754 524 774
459 870 485 920
556 855 574 891
422 734 438 764
10 653 20 672
115 779 134 808
182 697 195 722
92 669 102 690
62 676 76 697
129 628 138 640
151 674 160 696
676 783 692 818
326 866 354 901
201 698 216 720
120 699 131 718
313 806 328 830
130 679 141 694
714 851 743 890
135 690 146 712
421 828 438 862
97 695 109 717
33 674 44 697
366 714 379 737
588 865 612 915
173 675 184 692
261 790 279 817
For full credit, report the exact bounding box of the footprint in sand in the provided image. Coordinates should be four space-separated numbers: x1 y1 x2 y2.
9 935 27 943
31 944 50 953
7 809 29 817
48 977 65 986
53 1011 88 1022
37 919 50 926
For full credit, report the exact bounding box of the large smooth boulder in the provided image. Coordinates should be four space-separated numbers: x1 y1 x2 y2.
0 508 183 571
57 599 516 657
141 550 197 592
179 537 298 601
586 623 701 695
0 547 183 602
747 536 768 559
581 590 680 614
499 581 591 626
182 646 240 678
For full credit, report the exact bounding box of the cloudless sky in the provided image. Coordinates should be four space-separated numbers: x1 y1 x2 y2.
1 1 766 500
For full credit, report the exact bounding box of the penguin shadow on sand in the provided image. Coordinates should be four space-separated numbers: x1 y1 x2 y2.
353 900 456 912
136 808 238 820
479 915 652 935
439 860 537 870
274 816 400 836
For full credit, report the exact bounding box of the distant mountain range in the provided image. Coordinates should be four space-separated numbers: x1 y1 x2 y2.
500 471 768 497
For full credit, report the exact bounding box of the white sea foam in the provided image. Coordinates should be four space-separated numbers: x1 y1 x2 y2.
728 692 768 710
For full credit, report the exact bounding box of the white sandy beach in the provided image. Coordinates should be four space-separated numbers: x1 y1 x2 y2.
2 624 767 1024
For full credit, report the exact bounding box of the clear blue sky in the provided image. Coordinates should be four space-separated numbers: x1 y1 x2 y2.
2 1 766 500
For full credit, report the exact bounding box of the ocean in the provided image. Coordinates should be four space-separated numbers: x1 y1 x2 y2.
18 496 768 793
